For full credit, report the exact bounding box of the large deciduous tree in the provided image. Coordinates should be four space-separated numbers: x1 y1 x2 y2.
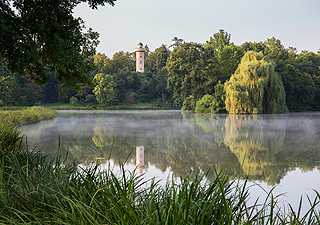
224 51 288 114
0 0 116 89
145 45 170 74
167 42 218 109
206 30 244 83
278 64 316 111
206 29 231 57
93 73 115 107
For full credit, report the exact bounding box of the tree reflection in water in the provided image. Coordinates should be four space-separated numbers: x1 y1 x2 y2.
21 111 320 185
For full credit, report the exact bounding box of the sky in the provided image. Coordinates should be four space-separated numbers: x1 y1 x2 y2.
73 0 320 58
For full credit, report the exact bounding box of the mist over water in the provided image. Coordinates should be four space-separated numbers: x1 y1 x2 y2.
21 110 320 208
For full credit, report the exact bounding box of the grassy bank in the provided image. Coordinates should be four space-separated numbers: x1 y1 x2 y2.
0 106 57 127
1 125 320 224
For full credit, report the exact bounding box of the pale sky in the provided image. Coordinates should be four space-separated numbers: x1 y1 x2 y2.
74 0 320 58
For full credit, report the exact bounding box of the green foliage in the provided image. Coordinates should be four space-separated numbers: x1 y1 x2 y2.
216 44 245 83
145 44 170 73
224 51 288 114
0 107 57 127
263 37 289 62
70 96 79 105
279 65 316 111
182 95 195 111
93 73 116 107
206 29 231 56
0 0 116 89
2 24 320 112
195 94 215 113
0 74 20 106
195 83 226 114
212 81 226 113
296 51 320 110
167 42 218 109
85 94 97 104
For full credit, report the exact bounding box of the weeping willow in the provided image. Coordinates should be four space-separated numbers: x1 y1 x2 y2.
224 51 288 114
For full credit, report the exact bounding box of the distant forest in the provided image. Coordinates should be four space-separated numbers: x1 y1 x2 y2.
1 30 319 112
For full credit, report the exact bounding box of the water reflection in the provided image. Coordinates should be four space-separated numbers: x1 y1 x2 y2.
21 111 320 185
136 146 146 174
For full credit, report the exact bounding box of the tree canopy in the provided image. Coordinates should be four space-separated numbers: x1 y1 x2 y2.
0 0 116 89
0 22 319 112
224 51 288 114
167 42 218 109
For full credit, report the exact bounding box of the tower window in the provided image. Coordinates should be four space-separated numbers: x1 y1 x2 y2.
140 68 142 70
140 56 142 58
140 61 142 64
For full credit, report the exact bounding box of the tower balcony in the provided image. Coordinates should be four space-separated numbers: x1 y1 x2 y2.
135 47 145 52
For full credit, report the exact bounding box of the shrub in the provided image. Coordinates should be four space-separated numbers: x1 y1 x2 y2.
85 94 97 104
195 94 214 113
70 96 78 105
195 91 226 114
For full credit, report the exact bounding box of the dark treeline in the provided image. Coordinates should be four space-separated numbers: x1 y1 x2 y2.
1 30 319 112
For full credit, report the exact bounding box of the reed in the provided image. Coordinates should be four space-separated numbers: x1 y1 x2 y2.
0 125 320 224
0 106 57 128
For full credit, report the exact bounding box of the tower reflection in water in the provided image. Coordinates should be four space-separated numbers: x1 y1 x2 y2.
136 146 146 174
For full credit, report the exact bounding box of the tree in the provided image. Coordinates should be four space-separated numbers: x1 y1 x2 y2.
241 41 267 53
169 37 184 49
205 30 244 83
224 51 288 114
206 29 231 57
278 64 316 111
296 51 320 110
17 73 44 105
0 59 20 105
93 73 115 107
93 53 112 74
215 44 244 83
145 45 170 73
0 74 20 106
167 42 218 109
110 51 135 74
0 0 116 89
42 72 59 103
263 37 289 62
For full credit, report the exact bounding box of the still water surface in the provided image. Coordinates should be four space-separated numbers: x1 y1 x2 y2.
22 110 320 209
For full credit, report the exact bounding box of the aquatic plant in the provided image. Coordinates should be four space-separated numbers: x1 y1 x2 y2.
0 106 57 127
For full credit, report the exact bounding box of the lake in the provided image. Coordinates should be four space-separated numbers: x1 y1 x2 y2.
21 110 320 210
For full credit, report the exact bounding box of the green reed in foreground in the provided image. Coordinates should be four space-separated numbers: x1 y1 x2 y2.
1 125 320 224
0 106 57 128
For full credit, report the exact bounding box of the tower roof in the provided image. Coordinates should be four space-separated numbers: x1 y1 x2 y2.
138 42 143 46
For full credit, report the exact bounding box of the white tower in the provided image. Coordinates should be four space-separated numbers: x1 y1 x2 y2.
135 42 145 72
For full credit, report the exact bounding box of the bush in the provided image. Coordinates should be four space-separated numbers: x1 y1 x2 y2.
195 94 214 113
195 92 226 114
70 96 78 105
85 94 97 104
